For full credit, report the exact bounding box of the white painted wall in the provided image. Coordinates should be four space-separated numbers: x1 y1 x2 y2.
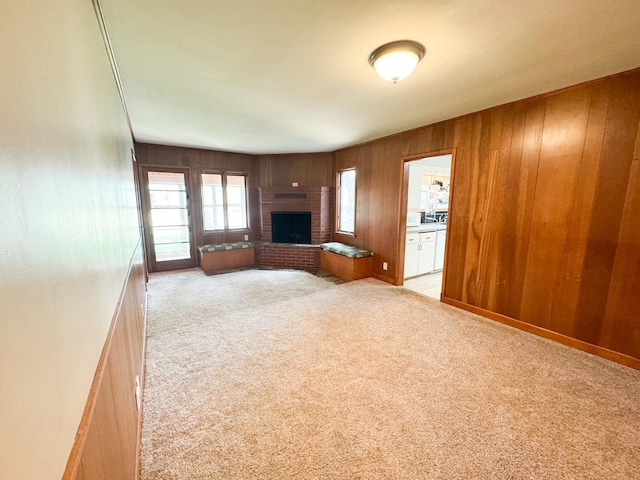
0 2 138 479
407 154 452 209
407 163 424 209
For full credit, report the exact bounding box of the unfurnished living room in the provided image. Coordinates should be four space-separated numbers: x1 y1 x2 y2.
2 1 640 479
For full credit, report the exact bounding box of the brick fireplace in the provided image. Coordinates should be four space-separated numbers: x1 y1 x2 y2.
258 186 332 244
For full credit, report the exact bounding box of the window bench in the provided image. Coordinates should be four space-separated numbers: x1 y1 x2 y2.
198 242 255 275
320 242 373 281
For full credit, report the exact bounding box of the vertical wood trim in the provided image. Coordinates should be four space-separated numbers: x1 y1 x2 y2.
475 148 500 308
440 146 458 300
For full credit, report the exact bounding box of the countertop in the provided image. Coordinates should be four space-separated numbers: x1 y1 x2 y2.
406 223 447 233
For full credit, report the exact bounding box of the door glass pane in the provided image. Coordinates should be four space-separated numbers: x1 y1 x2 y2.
151 208 189 227
154 242 191 262
152 226 190 244
149 189 187 208
148 171 186 191
148 171 191 262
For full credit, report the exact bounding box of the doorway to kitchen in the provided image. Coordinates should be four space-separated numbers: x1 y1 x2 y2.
400 151 453 300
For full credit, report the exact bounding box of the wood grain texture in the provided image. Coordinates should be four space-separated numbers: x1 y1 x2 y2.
259 153 332 187
63 243 147 480
601 156 640 357
136 147 332 273
572 74 640 346
135 143 259 270
320 249 373 281
497 100 545 319
199 248 255 274
519 87 591 330
334 67 640 364
551 83 610 336
442 297 640 371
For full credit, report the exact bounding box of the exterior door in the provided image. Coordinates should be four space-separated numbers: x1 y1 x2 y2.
141 167 196 272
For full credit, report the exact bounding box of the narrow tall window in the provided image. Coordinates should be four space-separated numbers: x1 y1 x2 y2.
337 169 356 234
226 175 248 229
201 172 248 231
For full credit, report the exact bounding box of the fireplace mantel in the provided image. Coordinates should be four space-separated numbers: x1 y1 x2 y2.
258 186 332 244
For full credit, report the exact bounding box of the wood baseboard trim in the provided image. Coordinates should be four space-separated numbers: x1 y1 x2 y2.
371 272 397 285
441 297 640 371
62 239 145 479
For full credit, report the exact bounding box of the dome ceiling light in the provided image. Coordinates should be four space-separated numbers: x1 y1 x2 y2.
368 40 426 83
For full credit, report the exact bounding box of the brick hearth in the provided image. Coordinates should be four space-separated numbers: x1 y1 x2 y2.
255 243 321 270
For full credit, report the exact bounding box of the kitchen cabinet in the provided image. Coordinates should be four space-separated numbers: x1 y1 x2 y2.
404 231 436 278
418 232 436 275
404 233 420 278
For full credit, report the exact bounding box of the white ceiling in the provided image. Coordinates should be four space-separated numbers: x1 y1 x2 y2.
100 0 640 155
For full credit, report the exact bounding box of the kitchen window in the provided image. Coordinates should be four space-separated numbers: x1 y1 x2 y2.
201 172 248 231
337 168 356 234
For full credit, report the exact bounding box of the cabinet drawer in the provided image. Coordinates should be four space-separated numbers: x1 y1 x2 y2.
419 232 435 242
406 233 419 244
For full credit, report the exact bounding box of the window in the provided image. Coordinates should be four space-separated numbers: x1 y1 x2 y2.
201 172 248 231
337 168 356 234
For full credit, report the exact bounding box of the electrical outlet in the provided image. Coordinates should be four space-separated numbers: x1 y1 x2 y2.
135 375 141 411
244 234 249 241
382 262 388 271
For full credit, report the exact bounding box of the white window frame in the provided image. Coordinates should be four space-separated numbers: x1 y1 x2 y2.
336 168 356 235
201 171 249 232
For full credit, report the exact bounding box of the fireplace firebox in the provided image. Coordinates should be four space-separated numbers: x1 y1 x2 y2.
271 211 311 244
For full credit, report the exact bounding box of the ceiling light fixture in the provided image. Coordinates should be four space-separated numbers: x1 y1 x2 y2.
369 40 426 83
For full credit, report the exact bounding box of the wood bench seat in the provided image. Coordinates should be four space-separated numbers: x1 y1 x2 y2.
320 242 373 281
198 242 255 275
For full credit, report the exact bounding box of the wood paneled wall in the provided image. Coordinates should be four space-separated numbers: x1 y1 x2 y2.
259 153 333 187
134 145 333 271
135 143 260 261
334 68 640 365
64 244 147 480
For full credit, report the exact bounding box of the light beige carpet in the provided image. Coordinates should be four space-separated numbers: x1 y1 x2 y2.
140 268 640 479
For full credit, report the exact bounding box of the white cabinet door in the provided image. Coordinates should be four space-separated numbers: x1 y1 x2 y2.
417 232 436 275
404 242 420 278
434 230 446 271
